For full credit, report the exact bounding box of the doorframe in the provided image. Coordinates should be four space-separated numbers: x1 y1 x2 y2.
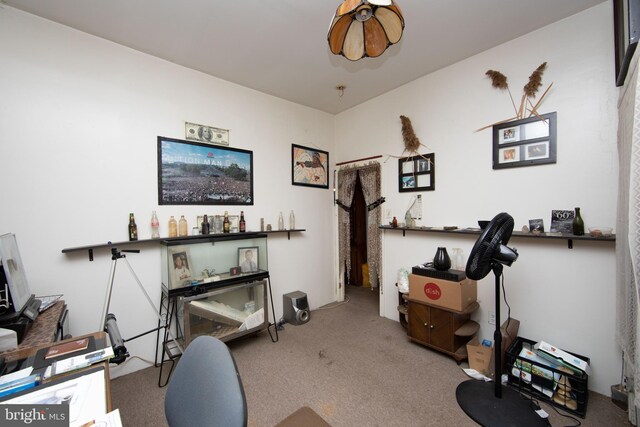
333 163 385 318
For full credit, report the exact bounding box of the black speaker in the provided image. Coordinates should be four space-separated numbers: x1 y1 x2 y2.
283 291 310 325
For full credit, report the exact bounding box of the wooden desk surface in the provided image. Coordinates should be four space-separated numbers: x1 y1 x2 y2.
1 331 112 411
0 301 66 362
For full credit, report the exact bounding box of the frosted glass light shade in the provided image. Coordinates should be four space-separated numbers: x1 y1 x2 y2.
328 0 404 61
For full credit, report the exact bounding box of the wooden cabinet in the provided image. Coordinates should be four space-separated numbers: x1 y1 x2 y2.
407 298 479 363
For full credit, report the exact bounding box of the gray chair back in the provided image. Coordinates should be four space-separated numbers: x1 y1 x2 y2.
164 335 247 427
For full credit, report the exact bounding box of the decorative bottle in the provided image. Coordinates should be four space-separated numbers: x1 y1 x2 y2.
128 213 138 241
433 247 451 271
223 211 230 233
572 207 584 236
289 210 295 230
278 212 284 230
168 216 177 238
452 248 464 271
202 214 210 235
178 215 188 237
239 211 246 232
151 211 160 238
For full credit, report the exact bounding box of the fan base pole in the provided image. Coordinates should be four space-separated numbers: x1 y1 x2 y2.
456 380 548 427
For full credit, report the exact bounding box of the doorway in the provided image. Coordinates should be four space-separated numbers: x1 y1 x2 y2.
349 174 367 287
337 163 382 307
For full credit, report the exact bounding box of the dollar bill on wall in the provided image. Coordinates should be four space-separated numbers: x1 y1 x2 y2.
185 121 229 146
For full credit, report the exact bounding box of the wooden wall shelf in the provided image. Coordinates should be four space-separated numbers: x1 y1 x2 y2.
380 225 615 249
62 229 306 261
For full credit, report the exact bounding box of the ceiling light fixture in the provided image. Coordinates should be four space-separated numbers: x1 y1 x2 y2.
327 0 404 61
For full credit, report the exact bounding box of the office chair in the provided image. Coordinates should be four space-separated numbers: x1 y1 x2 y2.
164 335 248 427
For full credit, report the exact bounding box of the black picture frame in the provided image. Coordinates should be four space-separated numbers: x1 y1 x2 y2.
291 144 329 189
157 136 253 205
492 112 557 170
398 153 435 192
614 0 640 87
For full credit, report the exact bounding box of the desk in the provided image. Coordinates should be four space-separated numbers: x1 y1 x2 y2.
0 301 67 362
0 331 112 414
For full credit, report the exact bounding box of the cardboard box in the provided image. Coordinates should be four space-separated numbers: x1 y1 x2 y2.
467 336 493 375
467 318 520 379
408 274 477 311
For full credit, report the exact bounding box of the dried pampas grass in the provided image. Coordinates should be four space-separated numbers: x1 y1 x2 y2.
387 116 432 167
523 62 547 98
400 115 421 153
486 70 508 90
477 61 553 132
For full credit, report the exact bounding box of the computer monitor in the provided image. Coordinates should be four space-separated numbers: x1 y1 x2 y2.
0 233 33 315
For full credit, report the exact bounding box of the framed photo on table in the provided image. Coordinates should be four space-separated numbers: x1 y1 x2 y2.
291 144 329 189
169 247 193 288
238 246 259 273
492 112 557 170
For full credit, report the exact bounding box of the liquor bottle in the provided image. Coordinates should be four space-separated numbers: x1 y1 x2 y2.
151 211 160 238
128 213 138 241
168 216 177 237
202 214 210 235
572 207 584 236
178 215 188 237
289 210 295 230
239 211 246 232
278 212 284 230
223 211 230 233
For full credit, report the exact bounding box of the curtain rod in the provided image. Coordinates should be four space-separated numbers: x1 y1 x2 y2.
335 155 382 167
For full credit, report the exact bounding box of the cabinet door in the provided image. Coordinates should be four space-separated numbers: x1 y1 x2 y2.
428 307 453 352
408 302 430 344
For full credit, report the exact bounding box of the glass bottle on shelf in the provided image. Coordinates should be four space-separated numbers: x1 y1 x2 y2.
239 211 246 232
128 213 138 241
278 212 284 230
572 207 584 236
168 216 177 238
223 211 230 233
202 214 210 235
289 210 295 230
178 215 188 237
151 210 160 238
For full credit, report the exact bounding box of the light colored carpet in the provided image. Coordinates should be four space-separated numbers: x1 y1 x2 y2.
111 285 630 426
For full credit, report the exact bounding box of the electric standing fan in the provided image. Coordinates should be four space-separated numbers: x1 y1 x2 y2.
456 212 547 427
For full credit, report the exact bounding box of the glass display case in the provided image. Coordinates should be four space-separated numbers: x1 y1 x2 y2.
181 279 267 344
160 233 268 297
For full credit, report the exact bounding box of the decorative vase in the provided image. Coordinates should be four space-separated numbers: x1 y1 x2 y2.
433 247 451 271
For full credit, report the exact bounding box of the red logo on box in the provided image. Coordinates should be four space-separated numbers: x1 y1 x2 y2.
423 282 441 300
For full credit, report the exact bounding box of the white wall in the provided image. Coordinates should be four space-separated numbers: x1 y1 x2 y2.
0 7 335 377
334 3 619 395
0 3 622 395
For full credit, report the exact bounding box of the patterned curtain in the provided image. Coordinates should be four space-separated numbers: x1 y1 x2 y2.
337 163 382 293
337 167 358 294
358 164 382 289
616 50 640 414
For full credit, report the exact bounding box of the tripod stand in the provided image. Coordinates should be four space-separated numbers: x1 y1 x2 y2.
100 247 183 364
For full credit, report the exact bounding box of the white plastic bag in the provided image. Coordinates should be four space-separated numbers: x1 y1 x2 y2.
397 268 409 293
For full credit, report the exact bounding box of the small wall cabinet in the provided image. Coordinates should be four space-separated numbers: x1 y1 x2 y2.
407 298 479 363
